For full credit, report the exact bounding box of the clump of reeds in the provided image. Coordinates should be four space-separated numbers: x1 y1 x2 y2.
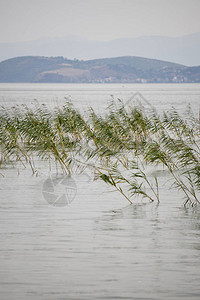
144 106 200 206
0 100 199 206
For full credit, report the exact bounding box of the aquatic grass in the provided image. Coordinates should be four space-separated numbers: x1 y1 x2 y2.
0 100 199 206
80 101 160 203
0 105 35 172
145 107 200 206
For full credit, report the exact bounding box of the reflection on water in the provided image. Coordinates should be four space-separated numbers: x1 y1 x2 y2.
0 166 200 300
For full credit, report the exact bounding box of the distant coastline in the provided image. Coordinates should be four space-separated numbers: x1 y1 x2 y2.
0 56 199 83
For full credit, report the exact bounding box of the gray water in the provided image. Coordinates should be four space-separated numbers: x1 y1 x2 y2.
0 83 200 113
0 83 200 300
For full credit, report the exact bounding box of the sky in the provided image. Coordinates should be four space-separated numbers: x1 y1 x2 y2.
0 0 200 43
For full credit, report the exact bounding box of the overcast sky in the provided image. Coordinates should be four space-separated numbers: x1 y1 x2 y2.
0 0 200 43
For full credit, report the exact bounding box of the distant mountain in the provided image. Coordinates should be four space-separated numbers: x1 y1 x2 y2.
0 55 199 83
0 33 200 66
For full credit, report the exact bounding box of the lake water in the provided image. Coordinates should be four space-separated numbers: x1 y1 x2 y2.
0 83 200 300
0 83 200 113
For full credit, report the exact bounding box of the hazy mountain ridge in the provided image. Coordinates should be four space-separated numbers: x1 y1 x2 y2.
0 55 199 83
0 33 200 66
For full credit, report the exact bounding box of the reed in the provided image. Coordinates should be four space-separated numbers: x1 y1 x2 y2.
0 100 199 206
144 106 200 206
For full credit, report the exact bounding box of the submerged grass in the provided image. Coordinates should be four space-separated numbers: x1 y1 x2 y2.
0 100 199 206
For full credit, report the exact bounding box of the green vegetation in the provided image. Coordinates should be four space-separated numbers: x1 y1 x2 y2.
0 101 199 206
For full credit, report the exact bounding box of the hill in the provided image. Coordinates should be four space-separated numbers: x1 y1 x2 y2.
0 56 199 83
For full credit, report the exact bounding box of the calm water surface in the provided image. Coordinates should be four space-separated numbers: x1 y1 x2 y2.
0 83 200 113
0 84 200 299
